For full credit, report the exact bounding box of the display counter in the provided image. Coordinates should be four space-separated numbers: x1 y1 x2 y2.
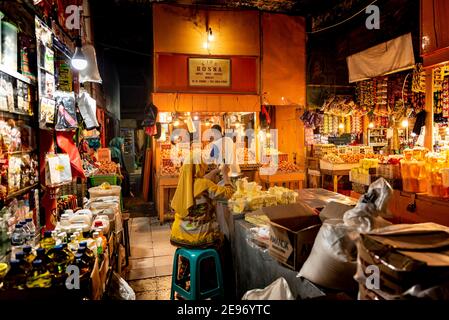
388 190 449 226
216 189 358 299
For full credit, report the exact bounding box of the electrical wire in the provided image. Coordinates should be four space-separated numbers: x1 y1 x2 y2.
308 0 379 34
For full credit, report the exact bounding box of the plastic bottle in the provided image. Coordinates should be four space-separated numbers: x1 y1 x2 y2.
26 259 52 288
15 251 32 275
25 218 36 244
77 246 95 268
3 259 26 290
11 224 26 248
47 244 73 285
68 235 79 253
74 253 90 284
22 245 35 264
35 248 50 267
40 231 56 250
96 227 108 251
79 241 95 260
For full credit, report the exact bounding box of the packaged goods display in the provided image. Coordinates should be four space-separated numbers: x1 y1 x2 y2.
229 178 298 213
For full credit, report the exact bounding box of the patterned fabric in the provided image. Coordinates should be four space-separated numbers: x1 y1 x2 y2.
170 178 234 248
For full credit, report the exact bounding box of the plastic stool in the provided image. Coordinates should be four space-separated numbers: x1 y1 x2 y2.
122 213 130 266
170 248 224 300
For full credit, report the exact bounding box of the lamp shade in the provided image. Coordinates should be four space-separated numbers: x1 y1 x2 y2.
71 45 87 70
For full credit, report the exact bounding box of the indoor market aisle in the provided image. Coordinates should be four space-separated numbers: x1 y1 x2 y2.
126 216 176 300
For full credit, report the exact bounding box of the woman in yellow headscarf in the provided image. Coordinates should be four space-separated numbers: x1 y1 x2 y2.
170 159 234 248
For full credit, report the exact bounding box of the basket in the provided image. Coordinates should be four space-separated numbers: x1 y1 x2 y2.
89 175 121 187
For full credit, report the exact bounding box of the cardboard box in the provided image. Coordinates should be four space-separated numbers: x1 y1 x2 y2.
319 201 355 222
264 202 322 271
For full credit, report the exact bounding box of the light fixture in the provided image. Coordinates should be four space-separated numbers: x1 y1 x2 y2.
401 119 409 128
71 38 88 71
266 131 271 138
203 41 209 50
338 123 345 129
208 28 214 42
193 115 199 121
368 122 374 129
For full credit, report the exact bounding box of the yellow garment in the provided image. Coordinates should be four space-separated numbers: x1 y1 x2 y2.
170 163 208 218
170 162 234 247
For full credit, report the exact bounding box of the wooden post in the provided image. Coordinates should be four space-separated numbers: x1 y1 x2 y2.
424 68 434 150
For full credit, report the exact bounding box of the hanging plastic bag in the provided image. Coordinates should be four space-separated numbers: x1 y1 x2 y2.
78 91 99 129
55 91 77 130
108 272 136 300
242 277 294 300
79 43 102 84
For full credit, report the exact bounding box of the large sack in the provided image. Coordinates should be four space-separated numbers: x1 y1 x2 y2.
298 220 358 292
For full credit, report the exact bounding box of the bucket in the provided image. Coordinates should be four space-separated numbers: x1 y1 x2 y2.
1 21 18 72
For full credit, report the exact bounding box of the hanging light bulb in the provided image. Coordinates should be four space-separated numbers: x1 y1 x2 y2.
401 119 409 128
208 28 214 42
71 38 88 71
368 122 374 129
338 123 345 129
203 41 209 50
193 115 199 121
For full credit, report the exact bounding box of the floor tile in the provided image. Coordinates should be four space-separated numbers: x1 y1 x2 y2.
156 276 172 290
130 234 153 245
156 288 171 300
130 246 154 258
154 255 173 267
128 278 158 292
127 267 156 281
153 245 176 257
155 264 173 277
129 257 154 269
135 290 158 300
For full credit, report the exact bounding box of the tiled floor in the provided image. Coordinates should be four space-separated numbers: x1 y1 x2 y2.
126 216 174 300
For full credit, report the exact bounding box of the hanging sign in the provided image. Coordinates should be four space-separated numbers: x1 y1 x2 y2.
188 58 231 87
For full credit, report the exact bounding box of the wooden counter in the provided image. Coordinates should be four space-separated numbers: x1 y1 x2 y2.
388 190 449 227
259 171 305 190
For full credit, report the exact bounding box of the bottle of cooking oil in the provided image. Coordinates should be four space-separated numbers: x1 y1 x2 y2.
26 259 52 288
22 245 36 264
15 251 32 275
3 260 27 290
40 231 56 251
47 244 73 286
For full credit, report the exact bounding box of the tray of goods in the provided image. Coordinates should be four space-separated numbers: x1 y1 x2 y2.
277 161 302 173
97 161 119 175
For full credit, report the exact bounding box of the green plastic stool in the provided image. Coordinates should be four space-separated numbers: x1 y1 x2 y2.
170 248 224 300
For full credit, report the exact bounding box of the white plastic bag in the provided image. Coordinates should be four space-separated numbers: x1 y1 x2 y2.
242 277 294 300
343 178 393 233
109 272 136 300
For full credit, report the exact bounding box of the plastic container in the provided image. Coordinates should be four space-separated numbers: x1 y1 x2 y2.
1 21 18 72
89 175 120 187
426 153 447 198
89 184 121 199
